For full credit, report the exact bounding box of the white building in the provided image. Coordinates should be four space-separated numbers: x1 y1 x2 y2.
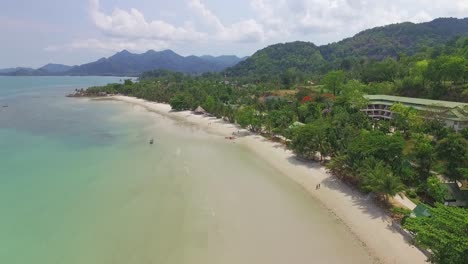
362 95 468 132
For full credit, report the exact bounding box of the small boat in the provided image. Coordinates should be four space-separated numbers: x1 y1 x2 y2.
2 105 8 108
149 138 154 145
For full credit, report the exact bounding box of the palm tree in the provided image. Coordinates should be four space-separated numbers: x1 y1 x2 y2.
362 160 405 203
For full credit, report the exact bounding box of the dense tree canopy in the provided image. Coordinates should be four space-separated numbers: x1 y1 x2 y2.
404 204 468 264
360 160 404 201
436 133 468 181
323 70 345 95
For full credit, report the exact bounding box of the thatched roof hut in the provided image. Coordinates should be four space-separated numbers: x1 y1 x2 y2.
194 106 206 115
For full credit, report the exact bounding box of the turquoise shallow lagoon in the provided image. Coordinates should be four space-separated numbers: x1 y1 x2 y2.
0 76 374 264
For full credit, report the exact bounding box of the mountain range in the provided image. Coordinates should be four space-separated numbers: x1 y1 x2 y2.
0 50 245 76
227 17 468 77
2 17 467 77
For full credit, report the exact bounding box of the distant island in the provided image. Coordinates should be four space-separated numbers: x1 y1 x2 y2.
0 50 246 77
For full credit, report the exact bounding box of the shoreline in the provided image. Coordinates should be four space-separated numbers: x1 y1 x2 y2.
96 95 427 264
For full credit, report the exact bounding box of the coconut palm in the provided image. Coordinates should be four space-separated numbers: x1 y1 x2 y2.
361 160 405 203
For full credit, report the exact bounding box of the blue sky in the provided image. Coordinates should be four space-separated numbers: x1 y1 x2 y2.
1 0 467 68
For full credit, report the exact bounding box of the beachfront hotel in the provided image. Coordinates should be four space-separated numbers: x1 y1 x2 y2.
362 95 468 132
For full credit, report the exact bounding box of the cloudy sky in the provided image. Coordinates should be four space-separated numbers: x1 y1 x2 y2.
1 0 467 68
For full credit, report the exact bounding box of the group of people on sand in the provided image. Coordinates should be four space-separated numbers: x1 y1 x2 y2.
316 183 321 190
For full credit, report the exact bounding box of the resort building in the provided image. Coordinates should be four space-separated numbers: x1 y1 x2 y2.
362 95 468 131
444 182 468 208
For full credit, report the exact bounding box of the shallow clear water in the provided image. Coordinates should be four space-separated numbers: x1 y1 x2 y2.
0 76 374 263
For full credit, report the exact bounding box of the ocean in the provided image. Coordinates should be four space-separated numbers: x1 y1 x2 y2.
0 76 374 264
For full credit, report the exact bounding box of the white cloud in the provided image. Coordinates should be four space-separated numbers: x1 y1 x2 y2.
45 38 169 52
46 0 468 54
248 0 468 43
188 0 265 42
46 0 204 53
48 0 266 53
250 0 403 36
411 11 433 23
188 0 224 32
90 0 204 41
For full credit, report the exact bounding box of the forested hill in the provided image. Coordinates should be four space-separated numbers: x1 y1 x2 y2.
321 18 468 61
227 18 468 78
226 41 326 80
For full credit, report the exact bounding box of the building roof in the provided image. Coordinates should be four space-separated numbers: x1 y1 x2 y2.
365 95 468 121
194 106 206 113
444 183 468 204
410 204 431 218
364 95 468 109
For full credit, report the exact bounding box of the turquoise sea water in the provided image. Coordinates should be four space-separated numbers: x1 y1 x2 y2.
0 76 374 264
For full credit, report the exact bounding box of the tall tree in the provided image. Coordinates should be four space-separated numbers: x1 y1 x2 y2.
340 80 369 109
360 160 405 202
235 106 263 132
266 108 296 135
391 103 423 136
323 70 345 96
436 133 468 181
411 60 429 88
426 176 447 203
347 130 405 173
411 134 435 183
169 93 194 111
202 95 216 113
290 120 331 161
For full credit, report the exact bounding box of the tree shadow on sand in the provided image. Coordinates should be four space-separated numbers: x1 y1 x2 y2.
321 175 389 221
287 155 401 222
285 155 423 249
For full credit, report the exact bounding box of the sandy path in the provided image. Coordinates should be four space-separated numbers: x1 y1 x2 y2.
101 96 428 264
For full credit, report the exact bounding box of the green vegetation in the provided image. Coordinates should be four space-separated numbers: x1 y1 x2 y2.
411 134 435 182
290 120 331 161
321 18 468 61
404 204 468 264
426 176 448 203
436 133 468 181
227 34 468 102
235 106 263 133
360 160 405 202
227 41 326 84
323 70 345 96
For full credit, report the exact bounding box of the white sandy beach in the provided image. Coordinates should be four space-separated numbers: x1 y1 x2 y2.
106 95 427 264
